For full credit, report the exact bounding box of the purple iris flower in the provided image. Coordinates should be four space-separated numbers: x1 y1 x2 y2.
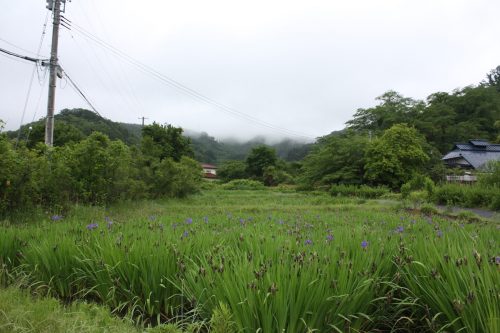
203 216 209 223
148 215 156 221
304 239 313 245
361 240 368 249
51 215 63 221
107 220 113 229
86 223 98 230
496 256 500 265
326 234 334 242
436 230 443 238
186 218 193 225
396 226 404 233
182 230 189 238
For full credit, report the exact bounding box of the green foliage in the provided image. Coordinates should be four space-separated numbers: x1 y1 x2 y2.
0 138 40 214
364 124 430 188
330 184 390 198
0 286 139 333
346 90 425 132
478 161 500 187
14 109 139 147
0 190 498 331
346 70 500 154
220 179 265 190
245 145 277 178
262 165 293 186
432 183 499 210
217 160 248 183
483 65 500 91
300 132 368 187
210 303 236 333
401 174 435 200
141 123 193 162
419 203 439 215
0 130 201 217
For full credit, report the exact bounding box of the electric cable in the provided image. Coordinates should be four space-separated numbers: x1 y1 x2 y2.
69 22 315 140
14 11 50 147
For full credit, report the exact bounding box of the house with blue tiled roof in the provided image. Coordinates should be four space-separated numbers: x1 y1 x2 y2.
442 139 500 170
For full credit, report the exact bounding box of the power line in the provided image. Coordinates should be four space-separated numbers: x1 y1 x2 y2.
13 11 50 148
0 37 42 57
70 0 144 117
62 68 101 117
69 22 315 140
0 47 48 64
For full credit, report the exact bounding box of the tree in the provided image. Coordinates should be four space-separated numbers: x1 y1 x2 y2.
299 132 368 187
364 124 430 189
218 160 248 183
483 65 500 91
346 91 425 132
25 121 85 148
141 122 193 162
245 145 277 179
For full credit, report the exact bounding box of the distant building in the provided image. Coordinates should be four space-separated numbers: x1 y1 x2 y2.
442 139 500 170
201 163 217 179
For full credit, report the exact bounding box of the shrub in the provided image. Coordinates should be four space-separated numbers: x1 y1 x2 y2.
221 179 265 190
420 203 439 215
330 184 390 199
432 184 499 210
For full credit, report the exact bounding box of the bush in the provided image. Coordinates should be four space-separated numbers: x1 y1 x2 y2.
330 184 390 199
420 203 439 215
0 131 203 217
400 174 435 201
478 161 500 187
432 184 499 210
221 179 265 190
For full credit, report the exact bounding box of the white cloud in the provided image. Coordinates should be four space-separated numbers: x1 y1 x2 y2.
1 0 499 140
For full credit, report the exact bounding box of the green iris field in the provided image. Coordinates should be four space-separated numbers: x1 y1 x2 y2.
1 189 498 332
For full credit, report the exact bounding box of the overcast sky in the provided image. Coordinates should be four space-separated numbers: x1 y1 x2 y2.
1 0 499 141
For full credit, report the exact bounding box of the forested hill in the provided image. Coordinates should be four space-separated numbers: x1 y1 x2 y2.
8 108 311 163
9 108 141 146
344 66 500 153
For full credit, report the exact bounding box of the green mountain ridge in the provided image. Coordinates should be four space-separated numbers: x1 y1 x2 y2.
7 108 312 164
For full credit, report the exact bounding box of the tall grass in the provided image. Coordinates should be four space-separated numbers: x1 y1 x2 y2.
0 189 497 331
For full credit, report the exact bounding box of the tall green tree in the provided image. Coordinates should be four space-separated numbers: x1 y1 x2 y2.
245 145 277 179
483 65 500 91
141 123 193 162
218 160 248 183
300 132 368 187
346 91 425 132
364 124 429 189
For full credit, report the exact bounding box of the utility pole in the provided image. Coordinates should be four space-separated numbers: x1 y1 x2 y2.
45 0 62 146
138 116 148 127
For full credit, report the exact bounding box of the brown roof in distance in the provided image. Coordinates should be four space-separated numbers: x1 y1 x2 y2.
201 163 217 169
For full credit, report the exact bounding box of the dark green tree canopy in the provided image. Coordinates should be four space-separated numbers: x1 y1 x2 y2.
364 124 430 188
483 65 500 91
346 91 425 132
245 145 278 178
345 69 500 153
299 131 368 187
141 122 193 162
217 160 248 183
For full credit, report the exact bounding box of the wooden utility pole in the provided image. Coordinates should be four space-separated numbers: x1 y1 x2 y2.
45 0 62 146
138 116 148 127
